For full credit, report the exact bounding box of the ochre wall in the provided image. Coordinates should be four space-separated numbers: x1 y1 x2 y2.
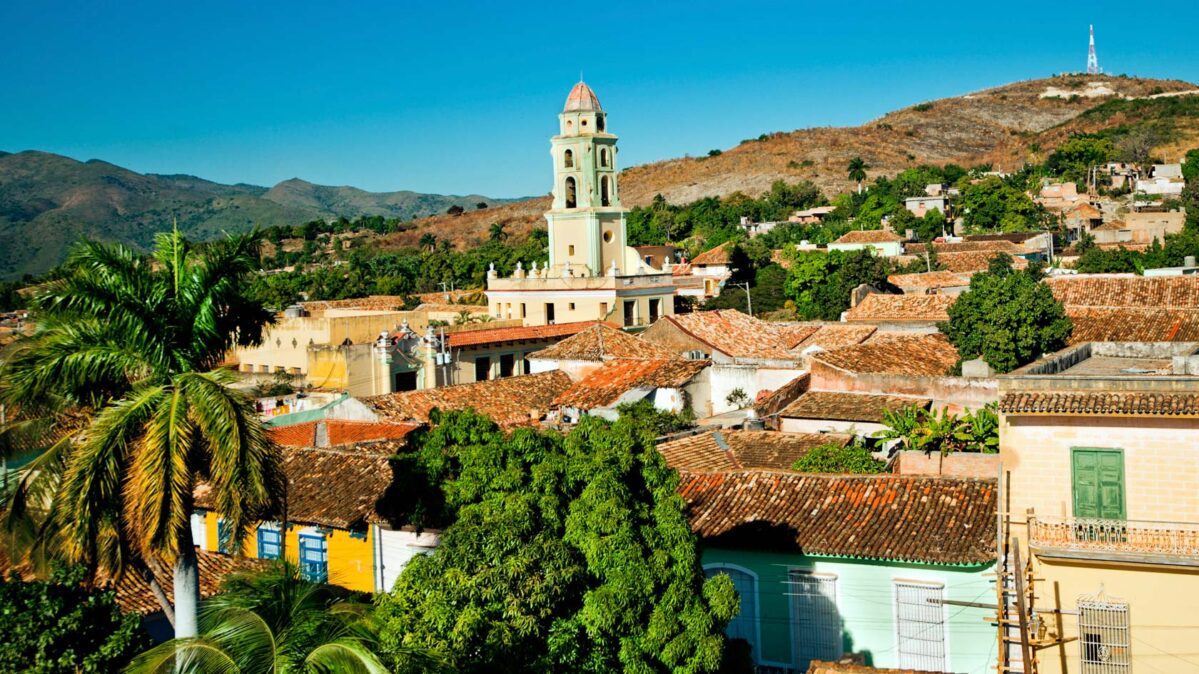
201 512 374 593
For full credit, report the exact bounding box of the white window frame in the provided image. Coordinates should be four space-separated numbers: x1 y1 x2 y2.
788 569 841 671
1078 596 1131 673
893 579 948 672
704 563 762 664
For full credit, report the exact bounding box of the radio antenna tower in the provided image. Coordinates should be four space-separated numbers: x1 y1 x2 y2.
1086 25 1101 75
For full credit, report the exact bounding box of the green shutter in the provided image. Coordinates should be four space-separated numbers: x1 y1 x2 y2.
1072 448 1125 520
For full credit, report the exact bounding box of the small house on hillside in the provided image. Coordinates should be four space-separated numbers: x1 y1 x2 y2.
827 230 905 257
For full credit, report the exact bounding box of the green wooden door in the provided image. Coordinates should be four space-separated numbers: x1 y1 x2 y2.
1072 448 1125 520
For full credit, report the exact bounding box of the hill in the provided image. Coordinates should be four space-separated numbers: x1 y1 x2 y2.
0 152 515 279
385 75 1198 250
263 178 508 221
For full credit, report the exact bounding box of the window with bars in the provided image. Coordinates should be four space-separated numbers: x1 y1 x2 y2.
894 580 947 672
1078 596 1131 673
217 520 232 554
789 571 841 670
257 526 282 560
298 532 329 584
704 565 758 662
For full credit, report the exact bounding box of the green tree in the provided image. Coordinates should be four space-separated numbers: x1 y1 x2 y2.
938 254 1072 373
419 233 438 251
956 176 1048 233
1183 148 1199 183
791 443 886 474
874 404 999 456
846 157 869 194
1046 135 1116 182
375 411 736 674
488 222 508 243
0 565 148 673
128 562 398 673
0 230 285 639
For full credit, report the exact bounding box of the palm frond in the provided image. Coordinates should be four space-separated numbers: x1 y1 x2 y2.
181 371 284 551
124 637 242 674
305 640 391 674
199 605 278 673
123 385 195 556
59 384 166 569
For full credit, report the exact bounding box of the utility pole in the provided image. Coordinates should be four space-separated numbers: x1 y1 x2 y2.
731 281 752 316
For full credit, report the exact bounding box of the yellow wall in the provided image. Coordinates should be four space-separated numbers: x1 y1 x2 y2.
1001 412 1199 674
201 512 375 593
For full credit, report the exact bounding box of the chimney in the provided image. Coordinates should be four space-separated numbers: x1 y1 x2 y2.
1186 256 1197 268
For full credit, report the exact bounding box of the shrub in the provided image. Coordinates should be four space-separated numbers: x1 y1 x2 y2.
792 443 887 474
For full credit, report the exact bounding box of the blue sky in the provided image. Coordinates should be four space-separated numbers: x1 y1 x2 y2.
2 1 1197 198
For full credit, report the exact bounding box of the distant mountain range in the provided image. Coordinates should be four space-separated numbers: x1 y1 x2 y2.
0 150 516 279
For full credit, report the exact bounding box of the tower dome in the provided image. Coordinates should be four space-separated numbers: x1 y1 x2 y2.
563 81 602 112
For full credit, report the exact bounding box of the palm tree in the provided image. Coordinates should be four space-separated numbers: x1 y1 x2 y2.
418 233 437 251
127 562 402 673
847 157 869 194
0 229 284 639
487 222 507 243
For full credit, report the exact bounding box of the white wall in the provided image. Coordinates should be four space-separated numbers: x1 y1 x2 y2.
779 418 886 437
374 527 440 593
190 512 208 550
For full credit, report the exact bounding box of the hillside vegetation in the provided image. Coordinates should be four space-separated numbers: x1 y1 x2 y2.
0 152 513 279
388 75 1197 249
6 75 1197 278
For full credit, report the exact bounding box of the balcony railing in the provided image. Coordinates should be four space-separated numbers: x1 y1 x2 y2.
1027 510 1199 567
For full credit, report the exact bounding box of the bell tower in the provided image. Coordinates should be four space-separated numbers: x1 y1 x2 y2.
547 80 625 275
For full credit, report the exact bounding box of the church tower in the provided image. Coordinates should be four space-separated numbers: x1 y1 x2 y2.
547 81 628 276
485 81 675 329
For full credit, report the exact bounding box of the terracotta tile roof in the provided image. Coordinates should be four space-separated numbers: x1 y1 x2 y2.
807 662 952 674
1066 307 1199 343
754 373 811 418
843 294 955 323
886 270 973 291
657 430 850 472
1047 275 1199 309
1068 202 1103 219
366 370 573 428
810 333 958 376
655 310 799 360
678 472 997 564
195 445 395 529
691 241 733 266
999 391 1199 417
779 390 930 423
299 295 406 312
447 320 603 348
935 251 1029 273
528 323 679 362
833 229 905 244
774 324 821 349
793 324 878 351
267 419 421 448
554 359 708 410
113 550 265 615
414 303 489 314
671 261 693 276
267 422 319 447
905 240 1024 254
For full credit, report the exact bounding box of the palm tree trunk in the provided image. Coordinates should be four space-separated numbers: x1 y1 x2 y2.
173 526 202 638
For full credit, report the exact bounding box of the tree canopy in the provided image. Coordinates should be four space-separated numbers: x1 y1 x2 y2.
938 254 1072 373
374 410 737 674
0 565 148 673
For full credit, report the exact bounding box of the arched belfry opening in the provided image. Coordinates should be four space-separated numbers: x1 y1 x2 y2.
601 176 610 207
565 177 577 209
564 149 574 168
600 148 609 167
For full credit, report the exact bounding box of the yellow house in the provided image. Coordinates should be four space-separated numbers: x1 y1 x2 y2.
999 341 1199 673
191 427 438 594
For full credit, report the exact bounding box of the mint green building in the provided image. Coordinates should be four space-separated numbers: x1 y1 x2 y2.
680 471 999 673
